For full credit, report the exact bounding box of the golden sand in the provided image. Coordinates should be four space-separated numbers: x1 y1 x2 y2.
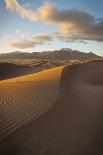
0 66 64 141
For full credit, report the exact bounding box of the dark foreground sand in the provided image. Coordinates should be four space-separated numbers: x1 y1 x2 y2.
0 60 103 155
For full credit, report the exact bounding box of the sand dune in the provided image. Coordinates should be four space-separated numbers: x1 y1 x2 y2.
0 62 33 80
0 65 64 143
0 60 103 155
0 62 49 80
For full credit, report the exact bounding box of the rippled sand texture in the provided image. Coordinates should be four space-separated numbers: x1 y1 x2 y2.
1 61 103 155
0 66 64 141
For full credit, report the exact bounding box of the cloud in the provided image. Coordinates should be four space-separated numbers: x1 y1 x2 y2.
4 0 103 43
4 34 52 49
38 3 103 42
4 0 38 21
55 31 103 43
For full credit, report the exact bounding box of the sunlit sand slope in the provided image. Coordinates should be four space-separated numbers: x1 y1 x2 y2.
0 66 64 141
1 61 103 155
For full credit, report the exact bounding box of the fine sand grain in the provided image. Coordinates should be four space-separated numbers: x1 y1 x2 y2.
0 60 103 155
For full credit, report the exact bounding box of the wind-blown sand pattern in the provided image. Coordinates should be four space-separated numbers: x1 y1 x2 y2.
0 60 103 155
0 66 64 142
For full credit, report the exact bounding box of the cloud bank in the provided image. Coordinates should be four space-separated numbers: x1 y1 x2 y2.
4 0 103 48
38 3 103 42
4 34 52 49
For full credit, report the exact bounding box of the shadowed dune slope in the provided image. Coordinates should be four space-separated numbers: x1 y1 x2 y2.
0 65 64 83
0 66 64 142
0 63 33 80
1 60 103 155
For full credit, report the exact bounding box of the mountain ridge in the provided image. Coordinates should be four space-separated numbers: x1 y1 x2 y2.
0 48 102 60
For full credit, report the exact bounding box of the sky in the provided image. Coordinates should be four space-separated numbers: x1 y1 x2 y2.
0 0 103 56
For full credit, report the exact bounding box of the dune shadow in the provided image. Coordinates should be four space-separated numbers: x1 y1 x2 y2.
0 62 45 81
1 60 103 155
0 63 31 80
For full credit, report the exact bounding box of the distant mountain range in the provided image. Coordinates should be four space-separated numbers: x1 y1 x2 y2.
0 48 102 60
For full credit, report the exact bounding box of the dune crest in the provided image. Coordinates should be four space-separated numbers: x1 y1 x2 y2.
1 61 103 155
0 66 64 142
0 62 32 80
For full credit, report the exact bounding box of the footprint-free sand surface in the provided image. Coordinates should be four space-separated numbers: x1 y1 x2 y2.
0 60 103 155
0 65 64 142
